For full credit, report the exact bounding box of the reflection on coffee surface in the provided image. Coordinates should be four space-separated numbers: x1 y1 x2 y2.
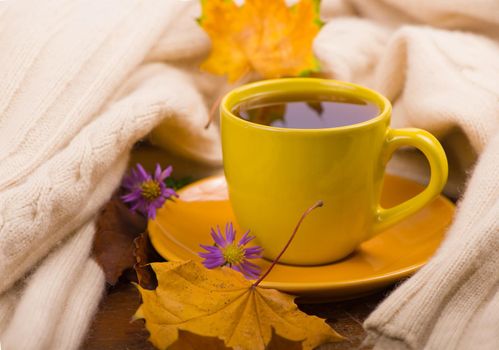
234 93 379 129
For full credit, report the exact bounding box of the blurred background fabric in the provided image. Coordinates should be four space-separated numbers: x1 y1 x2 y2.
0 0 497 349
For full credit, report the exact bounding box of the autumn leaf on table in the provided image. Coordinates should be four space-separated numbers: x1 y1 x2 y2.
199 0 323 82
93 196 147 285
134 261 343 350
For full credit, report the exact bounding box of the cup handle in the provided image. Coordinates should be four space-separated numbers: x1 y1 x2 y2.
372 128 448 235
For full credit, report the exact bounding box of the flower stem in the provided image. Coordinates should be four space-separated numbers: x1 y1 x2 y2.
253 200 324 287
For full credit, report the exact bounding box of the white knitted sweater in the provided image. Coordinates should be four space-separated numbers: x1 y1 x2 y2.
0 0 498 349
0 1 222 349
318 1 499 349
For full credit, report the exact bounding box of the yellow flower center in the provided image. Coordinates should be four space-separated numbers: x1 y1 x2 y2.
140 180 161 201
222 244 245 265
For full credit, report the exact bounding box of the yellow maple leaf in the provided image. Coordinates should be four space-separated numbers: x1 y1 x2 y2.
199 0 323 82
134 260 343 350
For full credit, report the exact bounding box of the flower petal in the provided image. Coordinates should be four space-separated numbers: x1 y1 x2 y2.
245 246 263 253
202 255 225 264
147 206 157 220
159 165 173 182
154 163 162 180
208 254 225 262
163 188 178 198
203 259 224 269
241 260 260 270
199 252 224 262
231 264 242 273
244 247 263 259
226 222 235 244
217 226 229 248
150 196 167 209
238 230 254 246
200 244 221 253
210 228 226 247
121 191 142 202
136 163 151 180
239 261 260 278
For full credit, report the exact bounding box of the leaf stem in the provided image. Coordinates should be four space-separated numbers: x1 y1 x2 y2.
204 72 251 129
204 93 224 129
253 200 324 287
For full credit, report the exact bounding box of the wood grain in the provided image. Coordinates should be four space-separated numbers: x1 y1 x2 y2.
83 281 392 349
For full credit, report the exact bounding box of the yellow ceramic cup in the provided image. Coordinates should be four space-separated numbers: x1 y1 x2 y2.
221 78 448 265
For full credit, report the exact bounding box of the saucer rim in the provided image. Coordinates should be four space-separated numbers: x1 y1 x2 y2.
149 175 455 294
149 231 426 292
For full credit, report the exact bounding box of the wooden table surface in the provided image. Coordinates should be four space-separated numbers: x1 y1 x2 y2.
83 281 393 349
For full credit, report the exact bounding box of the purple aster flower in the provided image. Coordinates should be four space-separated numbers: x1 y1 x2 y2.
121 163 178 220
199 222 263 279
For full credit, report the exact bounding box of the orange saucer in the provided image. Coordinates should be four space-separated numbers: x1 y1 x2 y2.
148 175 454 301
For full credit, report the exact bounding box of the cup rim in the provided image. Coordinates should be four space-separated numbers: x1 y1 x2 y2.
221 78 392 133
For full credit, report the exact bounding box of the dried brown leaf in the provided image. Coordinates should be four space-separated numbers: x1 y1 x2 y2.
133 230 164 290
93 196 147 285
